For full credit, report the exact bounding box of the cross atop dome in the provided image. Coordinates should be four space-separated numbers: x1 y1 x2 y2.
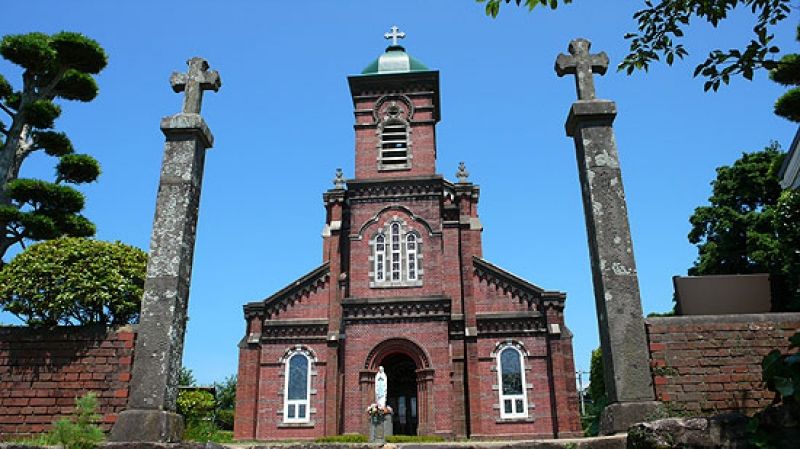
384 25 406 46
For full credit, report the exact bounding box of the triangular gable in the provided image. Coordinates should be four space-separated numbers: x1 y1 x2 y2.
473 257 565 308
243 262 330 320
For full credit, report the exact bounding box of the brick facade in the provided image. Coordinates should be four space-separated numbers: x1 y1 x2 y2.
646 313 800 416
234 44 581 441
0 325 135 439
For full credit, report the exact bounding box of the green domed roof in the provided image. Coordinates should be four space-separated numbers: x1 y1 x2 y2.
361 45 430 75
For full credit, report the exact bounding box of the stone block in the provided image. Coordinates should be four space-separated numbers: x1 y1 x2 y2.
108 410 184 443
599 401 664 435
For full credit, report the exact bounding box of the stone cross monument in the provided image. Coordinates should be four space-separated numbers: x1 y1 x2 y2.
555 39 662 434
110 57 221 442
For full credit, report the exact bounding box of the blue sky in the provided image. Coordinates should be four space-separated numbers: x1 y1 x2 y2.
1 1 797 385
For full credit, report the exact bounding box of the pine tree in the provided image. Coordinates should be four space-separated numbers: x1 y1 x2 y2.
0 32 106 261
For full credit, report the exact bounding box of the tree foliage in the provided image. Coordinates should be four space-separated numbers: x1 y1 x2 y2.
478 0 792 91
0 32 107 261
214 374 237 410
769 26 800 122
0 237 146 326
688 143 800 311
179 366 197 386
582 348 607 436
176 390 215 424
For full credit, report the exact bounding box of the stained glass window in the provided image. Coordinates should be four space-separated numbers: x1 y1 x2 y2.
284 352 310 422
497 346 528 419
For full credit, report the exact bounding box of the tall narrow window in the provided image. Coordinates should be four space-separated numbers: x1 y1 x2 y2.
391 223 402 281
375 234 386 281
371 220 423 287
497 346 527 419
406 233 418 280
380 121 408 168
284 352 310 423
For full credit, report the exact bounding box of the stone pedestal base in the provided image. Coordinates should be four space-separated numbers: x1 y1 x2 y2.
369 414 393 443
600 401 664 435
109 410 185 442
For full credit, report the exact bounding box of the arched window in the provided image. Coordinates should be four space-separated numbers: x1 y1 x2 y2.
390 223 401 281
406 233 418 280
371 220 422 287
284 352 310 423
375 234 386 281
497 346 528 419
379 120 409 169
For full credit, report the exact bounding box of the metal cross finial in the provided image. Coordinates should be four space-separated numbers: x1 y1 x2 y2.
170 57 222 114
555 38 609 100
384 25 406 46
333 168 345 189
456 161 470 184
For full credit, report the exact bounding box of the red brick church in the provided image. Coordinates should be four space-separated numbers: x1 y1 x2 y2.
234 29 581 440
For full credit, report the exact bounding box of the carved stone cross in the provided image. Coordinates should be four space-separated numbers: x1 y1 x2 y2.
555 38 609 101
384 25 406 46
170 57 222 114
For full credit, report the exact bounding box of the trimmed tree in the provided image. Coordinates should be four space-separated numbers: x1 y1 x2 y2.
770 25 800 122
0 32 107 260
688 143 800 311
478 0 792 91
0 237 146 326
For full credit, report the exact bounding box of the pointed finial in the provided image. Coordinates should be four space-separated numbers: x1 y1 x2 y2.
456 162 470 184
333 168 345 189
384 25 406 46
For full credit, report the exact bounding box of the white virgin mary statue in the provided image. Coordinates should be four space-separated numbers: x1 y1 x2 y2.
375 366 388 407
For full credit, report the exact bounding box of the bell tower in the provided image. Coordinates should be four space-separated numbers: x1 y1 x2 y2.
348 26 441 180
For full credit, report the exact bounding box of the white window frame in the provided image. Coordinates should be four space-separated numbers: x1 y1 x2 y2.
370 220 423 288
390 223 402 281
406 233 418 281
375 233 386 281
283 352 311 423
497 345 528 419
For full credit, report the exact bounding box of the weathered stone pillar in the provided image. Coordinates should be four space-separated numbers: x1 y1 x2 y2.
110 57 221 442
555 39 662 434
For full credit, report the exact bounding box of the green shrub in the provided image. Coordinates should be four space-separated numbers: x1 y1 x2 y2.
47 393 104 449
761 331 800 403
214 408 234 430
182 420 232 443
314 434 368 443
386 435 445 443
176 390 215 424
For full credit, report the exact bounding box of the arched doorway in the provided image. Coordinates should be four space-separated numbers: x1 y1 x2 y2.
363 338 433 436
381 353 418 435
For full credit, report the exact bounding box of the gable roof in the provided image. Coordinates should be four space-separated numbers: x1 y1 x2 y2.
243 262 330 319
473 257 566 308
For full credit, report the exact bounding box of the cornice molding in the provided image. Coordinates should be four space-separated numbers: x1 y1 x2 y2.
347 177 444 205
342 295 450 323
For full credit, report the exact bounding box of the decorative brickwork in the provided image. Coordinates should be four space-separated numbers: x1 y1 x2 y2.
0 325 136 439
235 41 581 441
646 313 800 416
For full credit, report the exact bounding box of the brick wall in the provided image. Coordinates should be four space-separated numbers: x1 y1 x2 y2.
646 313 800 416
0 325 135 439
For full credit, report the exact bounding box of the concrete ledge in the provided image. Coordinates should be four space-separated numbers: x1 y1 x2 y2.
160 113 214 148
646 312 800 325
564 100 617 137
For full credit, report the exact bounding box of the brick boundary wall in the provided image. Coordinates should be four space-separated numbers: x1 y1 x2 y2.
0 325 136 439
646 313 800 416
